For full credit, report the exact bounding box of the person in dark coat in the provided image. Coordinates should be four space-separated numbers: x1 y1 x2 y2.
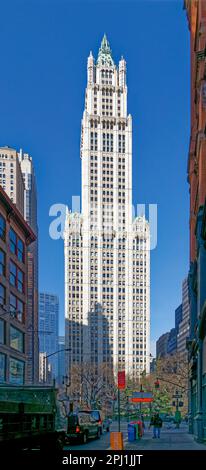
149 412 163 438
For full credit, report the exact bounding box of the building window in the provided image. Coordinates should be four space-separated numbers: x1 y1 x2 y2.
102 133 113 152
9 262 16 288
118 134 125 153
17 238 24 262
10 294 24 323
9 357 25 385
0 284 6 306
0 215 6 241
0 352 6 383
90 132 98 151
0 249 5 276
9 228 16 254
0 319 5 344
9 261 24 293
10 326 24 353
9 229 24 263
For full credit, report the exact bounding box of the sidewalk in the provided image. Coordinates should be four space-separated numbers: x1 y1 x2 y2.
124 427 206 450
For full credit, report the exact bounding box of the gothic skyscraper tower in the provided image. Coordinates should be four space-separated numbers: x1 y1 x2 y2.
65 35 150 378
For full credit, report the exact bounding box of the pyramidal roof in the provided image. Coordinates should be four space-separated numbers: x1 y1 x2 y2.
97 34 114 67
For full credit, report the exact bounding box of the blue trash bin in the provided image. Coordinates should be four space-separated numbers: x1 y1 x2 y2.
128 424 136 442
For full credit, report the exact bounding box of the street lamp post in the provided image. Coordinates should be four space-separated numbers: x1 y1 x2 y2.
43 348 71 384
173 390 183 428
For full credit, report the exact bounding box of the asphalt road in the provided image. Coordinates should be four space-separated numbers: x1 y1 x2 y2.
63 421 129 450
63 421 192 451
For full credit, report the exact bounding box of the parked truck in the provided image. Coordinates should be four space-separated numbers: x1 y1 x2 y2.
0 385 65 452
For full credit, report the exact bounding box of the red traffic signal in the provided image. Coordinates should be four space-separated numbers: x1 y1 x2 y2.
154 379 160 389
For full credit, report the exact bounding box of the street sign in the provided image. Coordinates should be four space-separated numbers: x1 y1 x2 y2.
118 371 126 390
129 397 153 403
129 391 153 403
131 392 153 399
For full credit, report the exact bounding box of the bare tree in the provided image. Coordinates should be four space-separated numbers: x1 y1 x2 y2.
140 353 189 415
67 363 116 415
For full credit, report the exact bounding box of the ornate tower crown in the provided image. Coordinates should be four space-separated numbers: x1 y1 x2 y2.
97 34 114 67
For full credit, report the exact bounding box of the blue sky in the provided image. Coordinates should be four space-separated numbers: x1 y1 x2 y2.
0 0 190 355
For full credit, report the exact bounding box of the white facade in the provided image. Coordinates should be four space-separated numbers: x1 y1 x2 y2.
18 150 38 235
18 149 39 384
18 149 38 286
0 146 24 215
39 352 52 384
65 36 150 378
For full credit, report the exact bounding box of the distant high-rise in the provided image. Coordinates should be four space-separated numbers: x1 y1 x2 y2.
166 304 183 356
39 352 52 384
65 35 150 378
39 293 59 382
18 149 39 384
57 335 65 384
0 146 24 214
175 304 183 331
156 332 170 358
167 328 177 355
177 278 190 355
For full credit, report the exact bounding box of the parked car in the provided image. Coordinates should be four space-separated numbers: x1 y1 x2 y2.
90 410 103 435
66 411 100 443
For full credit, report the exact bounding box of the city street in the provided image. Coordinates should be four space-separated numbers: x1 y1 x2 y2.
125 424 206 451
63 421 128 451
63 422 206 451
63 429 111 451
1 0 206 459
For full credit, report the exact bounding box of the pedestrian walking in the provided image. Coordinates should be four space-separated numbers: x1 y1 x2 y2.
149 412 163 438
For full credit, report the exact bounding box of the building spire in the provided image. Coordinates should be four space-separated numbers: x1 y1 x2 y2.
97 34 114 66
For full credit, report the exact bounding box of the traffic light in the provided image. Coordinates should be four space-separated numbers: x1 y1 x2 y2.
154 379 160 389
69 402 74 413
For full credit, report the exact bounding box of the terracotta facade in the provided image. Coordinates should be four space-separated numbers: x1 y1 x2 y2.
0 186 35 385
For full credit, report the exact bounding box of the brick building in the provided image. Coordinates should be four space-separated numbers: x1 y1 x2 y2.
0 186 35 385
185 0 206 441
